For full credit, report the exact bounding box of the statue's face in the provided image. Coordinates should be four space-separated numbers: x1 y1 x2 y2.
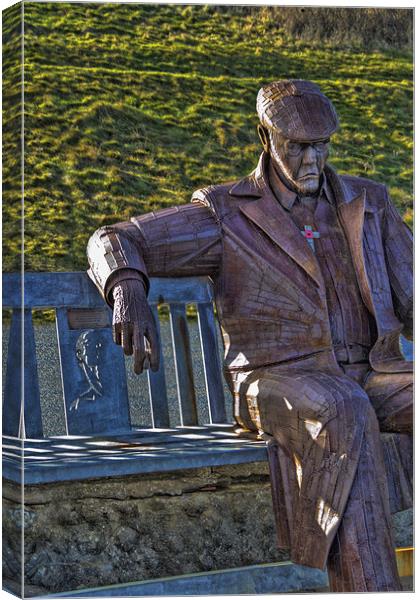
268 129 330 195
76 331 103 367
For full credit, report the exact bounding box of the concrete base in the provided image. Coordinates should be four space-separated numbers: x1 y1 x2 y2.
3 462 288 595
3 461 413 597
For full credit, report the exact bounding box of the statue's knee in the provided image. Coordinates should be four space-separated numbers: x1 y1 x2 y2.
321 385 375 445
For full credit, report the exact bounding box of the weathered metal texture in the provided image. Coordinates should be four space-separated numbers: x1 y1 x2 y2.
268 168 377 363
147 305 170 428
256 80 339 142
247 363 412 586
169 303 198 426
3 309 43 438
7 80 405 593
197 302 226 423
85 78 413 593
381 432 413 514
55 307 131 435
2 272 227 437
266 439 291 549
326 403 402 592
88 153 411 381
2 272 214 308
2 426 268 484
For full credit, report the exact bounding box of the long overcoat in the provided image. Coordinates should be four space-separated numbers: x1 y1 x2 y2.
87 151 413 567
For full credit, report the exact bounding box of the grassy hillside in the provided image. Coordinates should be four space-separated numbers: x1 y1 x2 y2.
3 3 413 272
2 2 23 274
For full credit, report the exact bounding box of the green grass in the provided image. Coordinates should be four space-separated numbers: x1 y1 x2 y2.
3 3 413 272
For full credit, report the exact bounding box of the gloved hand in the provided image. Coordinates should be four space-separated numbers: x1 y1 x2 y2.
111 278 159 374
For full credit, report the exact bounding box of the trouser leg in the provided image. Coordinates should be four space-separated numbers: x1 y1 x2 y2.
243 366 406 591
327 368 413 591
327 402 401 591
244 369 373 570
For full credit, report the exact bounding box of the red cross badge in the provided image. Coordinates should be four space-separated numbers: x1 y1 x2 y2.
301 225 320 253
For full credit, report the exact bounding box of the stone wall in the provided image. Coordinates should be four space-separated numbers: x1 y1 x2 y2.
3 462 289 595
3 460 413 597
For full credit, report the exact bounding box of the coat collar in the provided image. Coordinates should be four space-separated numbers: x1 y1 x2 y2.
233 153 324 288
230 154 373 307
228 153 267 198
267 160 335 211
229 153 361 207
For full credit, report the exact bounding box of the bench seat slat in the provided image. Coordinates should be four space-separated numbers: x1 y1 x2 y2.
3 433 268 484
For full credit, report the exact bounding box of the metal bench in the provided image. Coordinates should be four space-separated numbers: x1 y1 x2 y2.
2 271 413 596
2 272 271 484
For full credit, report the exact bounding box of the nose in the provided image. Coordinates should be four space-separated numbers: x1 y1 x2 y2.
302 144 317 163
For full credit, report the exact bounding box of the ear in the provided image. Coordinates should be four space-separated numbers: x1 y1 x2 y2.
257 124 270 153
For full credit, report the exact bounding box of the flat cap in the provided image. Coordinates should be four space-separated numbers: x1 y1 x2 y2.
256 79 339 141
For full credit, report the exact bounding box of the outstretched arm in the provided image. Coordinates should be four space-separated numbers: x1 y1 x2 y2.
87 202 222 372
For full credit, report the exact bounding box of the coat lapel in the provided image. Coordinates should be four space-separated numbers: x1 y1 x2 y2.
231 156 378 310
231 154 324 288
325 165 375 315
240 195 324 288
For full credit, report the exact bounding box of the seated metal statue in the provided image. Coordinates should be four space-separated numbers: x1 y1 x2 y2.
87 80 413 592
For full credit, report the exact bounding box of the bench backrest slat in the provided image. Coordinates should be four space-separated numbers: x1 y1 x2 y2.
3 273 214 308
169 303 198 426
197 302 227 423
3 309 43 438
55 307 131 435
5 272 106 309
147 305 170 428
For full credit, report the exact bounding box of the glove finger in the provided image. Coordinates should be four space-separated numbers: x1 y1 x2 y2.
146 322 160 372
112 322 122 346
121 322 134 356
133 326 146 374
143 338 151 372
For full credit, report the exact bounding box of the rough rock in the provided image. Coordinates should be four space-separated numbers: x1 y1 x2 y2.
3 462 287 595
2 460 412 596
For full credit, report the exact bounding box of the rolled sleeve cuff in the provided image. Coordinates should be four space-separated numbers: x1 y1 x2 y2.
104 268 149 306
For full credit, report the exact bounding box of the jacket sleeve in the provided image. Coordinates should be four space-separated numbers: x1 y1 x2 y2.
382 189 413 339
87 200 222 305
